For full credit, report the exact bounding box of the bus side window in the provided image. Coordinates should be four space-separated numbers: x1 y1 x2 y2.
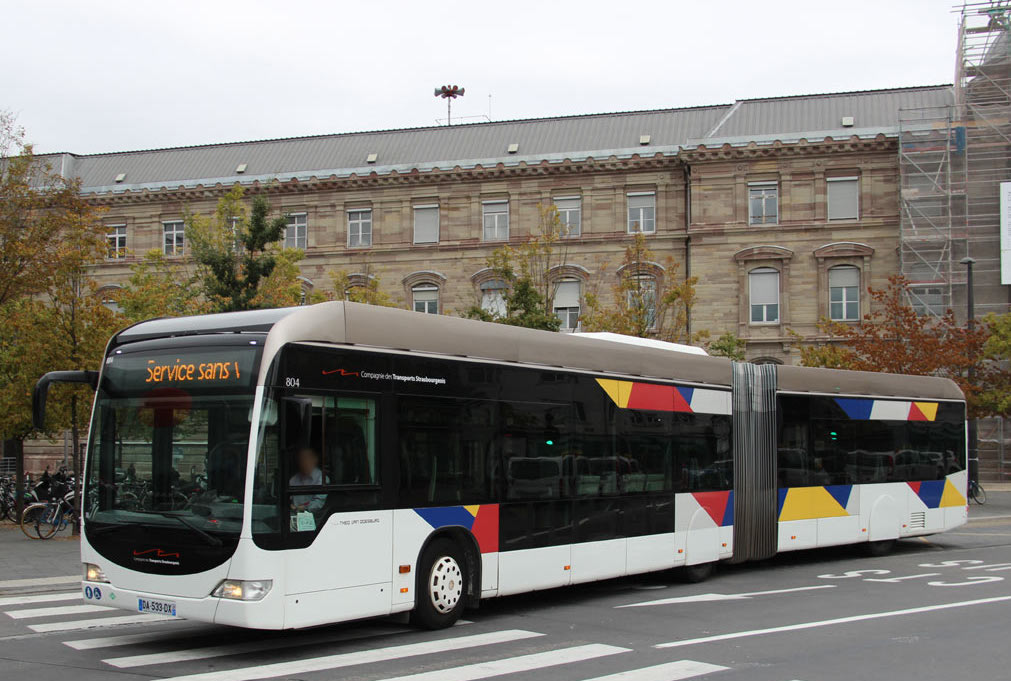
326 397 377 486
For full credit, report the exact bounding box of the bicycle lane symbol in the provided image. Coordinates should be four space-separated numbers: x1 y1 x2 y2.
817 560 1007 588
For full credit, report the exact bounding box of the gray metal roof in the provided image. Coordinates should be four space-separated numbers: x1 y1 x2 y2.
41 85 953 195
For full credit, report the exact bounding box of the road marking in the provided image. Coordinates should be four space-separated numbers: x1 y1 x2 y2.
103 622 413 668
29 613 183 633
67 629 204 650
578 659 730 681
372 644 630 681
655 594 1011 649
963 563 1011 571
618 585 834 608
0 591 79 607
6 603 113 619
0 575 78 589
156 629 544 681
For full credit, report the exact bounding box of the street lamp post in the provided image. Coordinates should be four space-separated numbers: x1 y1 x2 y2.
961 256 978 489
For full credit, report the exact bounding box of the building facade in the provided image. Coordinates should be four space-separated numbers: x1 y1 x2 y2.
55 85 952 368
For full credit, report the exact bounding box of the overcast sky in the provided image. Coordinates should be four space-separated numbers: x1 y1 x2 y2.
4 0 960 155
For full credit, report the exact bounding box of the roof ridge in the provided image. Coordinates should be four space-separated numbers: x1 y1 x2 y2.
736 83 953 104
65 103 735 159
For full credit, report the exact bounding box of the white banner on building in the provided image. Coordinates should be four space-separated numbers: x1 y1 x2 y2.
1002 181 1011 285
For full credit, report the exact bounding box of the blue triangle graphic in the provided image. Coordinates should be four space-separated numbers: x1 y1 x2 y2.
824 484 852 510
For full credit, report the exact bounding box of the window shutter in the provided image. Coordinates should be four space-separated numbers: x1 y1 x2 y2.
414 206 439 244
749 269 779 305
829 266 859 288
553 280 580 308
827 178 859 220
628 194 654 210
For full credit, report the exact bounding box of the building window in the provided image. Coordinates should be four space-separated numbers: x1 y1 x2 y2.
627 276 657 328
285 213 307 250
106 225 127 259
162 220 185 256
480 280 507 318
483 201 509 241
413 205 440 244
829 266 860 321
347 209 372 248
627 193 656 234
748 182 778 225
749 267 780 324
827 177 859 221
553 279 581 331
554 197 581 237
412 285 439 314
910 286 945 316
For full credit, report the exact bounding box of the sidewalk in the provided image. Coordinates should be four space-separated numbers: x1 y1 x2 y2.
0 522 79 594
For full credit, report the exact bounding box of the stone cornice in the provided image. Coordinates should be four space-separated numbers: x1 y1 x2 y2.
813 241 875 259
678 134 897 163
733 245 795 262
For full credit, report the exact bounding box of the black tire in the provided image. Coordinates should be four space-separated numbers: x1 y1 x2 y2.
971 483 987 505
411 538 468 630
865 539 896 557
681 561 715 583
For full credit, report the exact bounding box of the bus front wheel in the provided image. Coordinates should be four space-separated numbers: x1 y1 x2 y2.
411 538 467 629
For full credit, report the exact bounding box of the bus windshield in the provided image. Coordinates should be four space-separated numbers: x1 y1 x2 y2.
84 343 262 557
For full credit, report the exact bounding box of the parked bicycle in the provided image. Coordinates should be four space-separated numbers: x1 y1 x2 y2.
20 476 76 539
969 478 987 505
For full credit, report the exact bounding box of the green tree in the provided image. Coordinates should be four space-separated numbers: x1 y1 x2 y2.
581 233 702 344
186 186 304 312
463 205 566 331
706 332 747 360
118 250 208 322
329 261 398 307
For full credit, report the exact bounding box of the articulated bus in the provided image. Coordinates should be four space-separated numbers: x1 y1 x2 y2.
33 302 968 630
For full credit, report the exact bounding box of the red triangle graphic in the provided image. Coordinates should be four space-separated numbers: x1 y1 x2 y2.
908 403 927 421
692 491 730 526
907 481 922 494
672 388 693 413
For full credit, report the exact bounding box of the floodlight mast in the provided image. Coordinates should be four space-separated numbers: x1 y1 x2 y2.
434 85 465 125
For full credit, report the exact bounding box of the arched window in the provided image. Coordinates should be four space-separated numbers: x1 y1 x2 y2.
828 266 860 321
480 279 507 318
749 268 780 324
412 284 439 314
553 279 581 331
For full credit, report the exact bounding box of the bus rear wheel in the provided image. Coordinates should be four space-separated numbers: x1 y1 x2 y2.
411 538 467 630
681 561 715 583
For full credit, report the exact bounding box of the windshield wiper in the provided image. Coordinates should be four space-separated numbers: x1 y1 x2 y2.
129 510 223 547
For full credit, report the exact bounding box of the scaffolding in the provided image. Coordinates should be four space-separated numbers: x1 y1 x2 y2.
899 1 1011 321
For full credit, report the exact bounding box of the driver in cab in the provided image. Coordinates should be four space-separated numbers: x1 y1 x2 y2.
289 447 326 514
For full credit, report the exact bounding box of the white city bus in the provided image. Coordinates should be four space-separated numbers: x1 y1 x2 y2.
33 302 968 630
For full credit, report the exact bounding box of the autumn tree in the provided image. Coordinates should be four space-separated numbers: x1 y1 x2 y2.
186 186 305 312
799 275 989 413
581 233 703 344
117 250 209 322
463 205 567 331
329 261 398 307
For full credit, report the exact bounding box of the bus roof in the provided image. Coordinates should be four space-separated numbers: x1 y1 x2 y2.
114 301 964 401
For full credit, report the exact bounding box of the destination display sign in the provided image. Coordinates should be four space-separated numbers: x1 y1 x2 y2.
105 346 261 392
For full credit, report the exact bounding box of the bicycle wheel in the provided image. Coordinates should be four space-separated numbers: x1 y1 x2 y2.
972 482 987 505
35 504 60 539
20 504 46 540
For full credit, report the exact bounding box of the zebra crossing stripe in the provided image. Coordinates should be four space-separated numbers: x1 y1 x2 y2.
155 629 544 681
67 629 205 651
0 575 78 589
0 591 80 607
103 623 413 668
578 660 730 681
29 613 184 633
6 604 113 619
370 644 631 681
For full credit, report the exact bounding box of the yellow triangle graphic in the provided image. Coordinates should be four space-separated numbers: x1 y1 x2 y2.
596 379 622 407
939 480 967 508
617 381 633 409
779 487 850 521
914 402 938 421
463 505 480 517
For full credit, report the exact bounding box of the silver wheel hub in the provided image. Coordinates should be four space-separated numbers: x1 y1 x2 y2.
428 555 463 614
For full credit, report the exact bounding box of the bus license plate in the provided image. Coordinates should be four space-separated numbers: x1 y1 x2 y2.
138 598 176 617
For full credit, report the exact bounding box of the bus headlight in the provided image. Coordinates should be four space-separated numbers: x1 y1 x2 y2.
212 579 272 601
83 563 109 583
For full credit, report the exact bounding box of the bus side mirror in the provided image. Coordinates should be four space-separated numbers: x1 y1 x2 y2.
33 370 99 431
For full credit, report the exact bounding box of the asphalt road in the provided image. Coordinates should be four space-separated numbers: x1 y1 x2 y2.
2 502 1010 681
